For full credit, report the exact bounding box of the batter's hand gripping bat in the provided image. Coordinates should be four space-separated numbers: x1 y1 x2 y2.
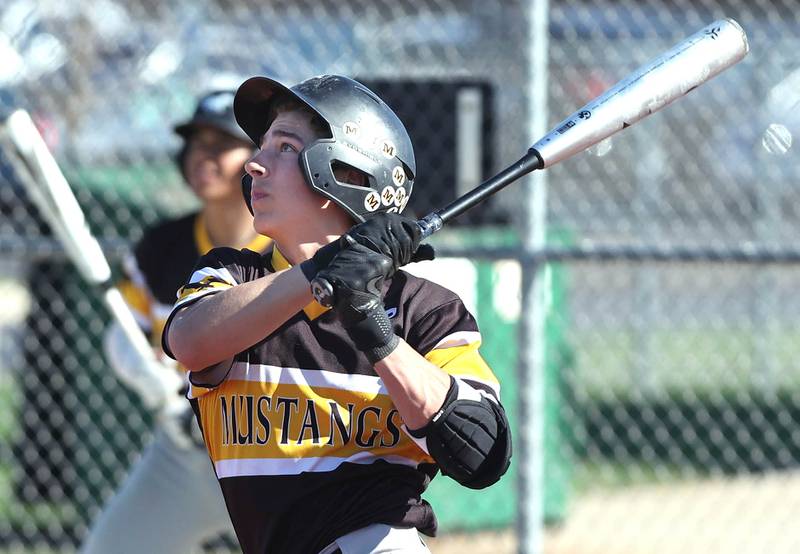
0 109 184 414
311 18 749 307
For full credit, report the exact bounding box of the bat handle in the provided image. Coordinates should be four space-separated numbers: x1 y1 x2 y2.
417 212 444 239
310 151 542 307
310 214 441 307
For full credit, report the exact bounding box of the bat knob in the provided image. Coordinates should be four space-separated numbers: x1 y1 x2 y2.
417 213 443 239
311 277 335 308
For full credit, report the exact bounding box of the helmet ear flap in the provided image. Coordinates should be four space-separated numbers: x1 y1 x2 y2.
241 174 253 215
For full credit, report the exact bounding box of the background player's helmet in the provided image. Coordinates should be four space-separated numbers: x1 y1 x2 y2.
234 75 415 222
174 90 251 180
174 90 250 142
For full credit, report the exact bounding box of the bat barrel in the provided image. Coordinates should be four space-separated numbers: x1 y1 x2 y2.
313 18 750 308
530 18 749 168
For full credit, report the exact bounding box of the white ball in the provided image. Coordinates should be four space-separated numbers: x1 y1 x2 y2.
761 123 793 155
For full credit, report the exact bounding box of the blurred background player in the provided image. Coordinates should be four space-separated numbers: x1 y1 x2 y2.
81 90 271 554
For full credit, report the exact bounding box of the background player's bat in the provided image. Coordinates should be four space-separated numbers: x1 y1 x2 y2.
0 109 181 413
311 17 749 307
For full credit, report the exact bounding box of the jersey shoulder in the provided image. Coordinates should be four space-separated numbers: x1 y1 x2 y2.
192 244 273 284
389 270 480 351
393 270 463 312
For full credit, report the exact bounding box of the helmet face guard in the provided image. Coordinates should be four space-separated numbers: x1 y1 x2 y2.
234 75 415 222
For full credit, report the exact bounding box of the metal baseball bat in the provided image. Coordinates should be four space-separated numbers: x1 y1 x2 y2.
311 18 749 307
0 109 179 412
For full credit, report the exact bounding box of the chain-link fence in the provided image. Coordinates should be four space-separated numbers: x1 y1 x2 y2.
1 0 799 552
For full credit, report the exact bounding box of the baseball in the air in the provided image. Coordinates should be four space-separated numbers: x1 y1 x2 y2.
761 123 792 155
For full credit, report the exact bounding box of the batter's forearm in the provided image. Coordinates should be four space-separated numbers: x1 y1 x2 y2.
167 266 312 371
373 339 451 429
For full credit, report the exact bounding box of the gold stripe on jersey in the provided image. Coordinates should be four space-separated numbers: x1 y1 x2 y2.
194 213 273 255
270 241 292 270
196 375 433 476
151 319 168 349
424 336 500 389
194 214 214 255
190 380 214 400
118 278 152 327
248 235 273 254
176 274 234 303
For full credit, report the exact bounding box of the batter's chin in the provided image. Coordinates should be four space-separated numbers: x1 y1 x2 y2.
252 216 277 238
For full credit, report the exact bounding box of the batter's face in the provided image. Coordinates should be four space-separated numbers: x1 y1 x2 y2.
184 127 253 203
245 110 343 238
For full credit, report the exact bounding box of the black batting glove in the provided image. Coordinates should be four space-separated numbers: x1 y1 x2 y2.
316 242 399 363
299 237 344 282
345 213 435 272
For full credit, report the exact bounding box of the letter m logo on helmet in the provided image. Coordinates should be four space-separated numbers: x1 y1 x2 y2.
234 75 416 222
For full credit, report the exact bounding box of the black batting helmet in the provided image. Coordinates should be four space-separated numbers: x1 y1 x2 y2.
234 75 415 222
175 90 249 142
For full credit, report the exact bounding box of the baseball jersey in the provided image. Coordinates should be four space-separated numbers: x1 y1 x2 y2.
120 211 271 344
162 246 502 554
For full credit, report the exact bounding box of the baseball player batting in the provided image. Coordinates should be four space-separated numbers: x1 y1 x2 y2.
162 74 513 554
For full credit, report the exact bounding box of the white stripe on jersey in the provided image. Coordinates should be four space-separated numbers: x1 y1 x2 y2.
215 452 420 478
454 375 500 402
454 375 500 398
226 362 388 396
401 425 430 454
430 330 482 351
175 265 238 307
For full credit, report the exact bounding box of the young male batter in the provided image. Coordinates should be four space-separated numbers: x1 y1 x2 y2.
162 75 512 554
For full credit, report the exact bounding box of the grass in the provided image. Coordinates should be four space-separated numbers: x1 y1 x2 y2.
571 327 800 401
571 460 707 493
